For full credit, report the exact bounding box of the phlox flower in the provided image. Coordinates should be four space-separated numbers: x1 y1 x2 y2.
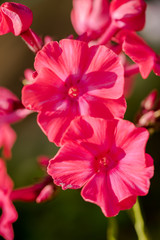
0 2 33 36
22 39 126 145
48 116 154 217
0 158 18 240
71 0 146 44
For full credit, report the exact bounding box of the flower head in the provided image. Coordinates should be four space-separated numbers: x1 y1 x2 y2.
0 2 33 36
48 116 154 217
22 39 126 145
71 0 146 45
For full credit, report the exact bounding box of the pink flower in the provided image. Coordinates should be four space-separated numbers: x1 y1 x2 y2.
22 39 126 145
0 2 33 36
0 158 18 240
116 30 160 78
72 0 146 45
48 116 154 217
71 0 110 39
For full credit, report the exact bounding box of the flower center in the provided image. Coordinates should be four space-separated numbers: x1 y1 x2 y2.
68 86 79 98
95 153 113 173
99 156 109 166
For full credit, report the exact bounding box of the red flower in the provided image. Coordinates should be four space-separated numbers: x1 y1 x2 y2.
0 2 33 36
48 116 154 217
0 158 18 240
22 39 126 145
71 0 146 44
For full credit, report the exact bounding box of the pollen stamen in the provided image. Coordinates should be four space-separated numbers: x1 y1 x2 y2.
99 157 108 166
68 86 79 98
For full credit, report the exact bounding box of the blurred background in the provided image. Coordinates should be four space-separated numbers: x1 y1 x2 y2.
0 0 160 239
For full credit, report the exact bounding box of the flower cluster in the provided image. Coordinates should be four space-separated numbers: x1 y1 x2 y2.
0 0 158 239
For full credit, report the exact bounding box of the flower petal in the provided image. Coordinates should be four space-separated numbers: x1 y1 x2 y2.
81 172 120 217
82 44 124 98
153 55 160 76
61 116 118 157
122 31 155 78
22 68 65 112
37 102 79 145
115 119 149 162
35 39 90 80
79 94 126 119
0 195 18 240
0 159 18 240
0 124 16 159
47 143 94 190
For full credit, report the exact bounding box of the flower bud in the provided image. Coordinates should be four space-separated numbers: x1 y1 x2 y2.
36 185 54 203
110 0 146 31
71 0 110 39
137 111 155 127
0 2 33 36
141 90 158 110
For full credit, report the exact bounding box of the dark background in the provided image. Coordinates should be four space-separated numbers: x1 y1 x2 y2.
0 0 160 239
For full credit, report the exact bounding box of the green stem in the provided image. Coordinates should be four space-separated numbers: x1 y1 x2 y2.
107 217 118 240
130 198 149 240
